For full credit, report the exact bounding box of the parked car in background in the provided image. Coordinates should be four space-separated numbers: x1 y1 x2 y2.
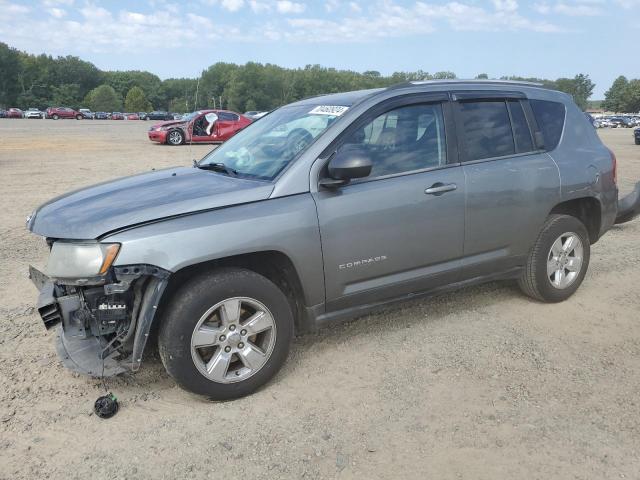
25 108 44 119
138 112 148 120
0 109 6 118
79 109 94 119
125 113 140 120
7 108 24 118
94 112 109 120
148 109 251 146
110 112 124 120
244 110 269 120
609 116 633 128
46 107 83 120
634 127 640 145
147 111 173 121
26 81 640 399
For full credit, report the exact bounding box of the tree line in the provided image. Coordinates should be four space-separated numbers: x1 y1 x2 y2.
0 41 610 114
601 76 640 113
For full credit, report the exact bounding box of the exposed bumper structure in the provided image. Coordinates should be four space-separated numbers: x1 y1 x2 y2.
29 264 170 377
148 129 167 143
615 181 640 225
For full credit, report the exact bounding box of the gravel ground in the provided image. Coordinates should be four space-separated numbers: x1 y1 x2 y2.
1 119 639 479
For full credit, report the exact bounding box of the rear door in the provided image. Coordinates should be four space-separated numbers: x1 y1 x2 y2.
452 92 561 278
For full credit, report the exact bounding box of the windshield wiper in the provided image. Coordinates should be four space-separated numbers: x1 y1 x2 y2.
194 160 237 177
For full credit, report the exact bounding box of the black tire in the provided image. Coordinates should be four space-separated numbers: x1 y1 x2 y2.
635 138 640 145
76 114 82 120
158 268 294 400
518 214 590 303
52 114 59 120
166 129 184 146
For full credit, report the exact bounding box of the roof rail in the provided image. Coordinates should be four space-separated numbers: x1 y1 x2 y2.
386 79 545 91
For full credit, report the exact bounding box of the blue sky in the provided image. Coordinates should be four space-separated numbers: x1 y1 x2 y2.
1 0 638 98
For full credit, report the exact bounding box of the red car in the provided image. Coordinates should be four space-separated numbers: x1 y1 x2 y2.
125 113 140 120
148 109 251 146
110 112 124 120
7 108 23 118
46 107 83 120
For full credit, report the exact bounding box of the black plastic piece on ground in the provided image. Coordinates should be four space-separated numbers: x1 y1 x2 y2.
94 393 119 419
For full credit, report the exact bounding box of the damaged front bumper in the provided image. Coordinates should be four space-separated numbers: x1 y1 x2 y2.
29 264 169 377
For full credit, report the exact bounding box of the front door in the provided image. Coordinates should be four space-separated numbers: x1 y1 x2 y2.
313 97 466 312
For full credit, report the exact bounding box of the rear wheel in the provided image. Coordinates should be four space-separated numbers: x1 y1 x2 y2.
518 214 590 302
52 114 59 120
635 138 640 145
158 268 294 400
76 114 82 120
167 129 184 146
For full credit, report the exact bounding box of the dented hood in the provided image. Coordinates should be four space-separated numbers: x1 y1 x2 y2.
29 167 274 239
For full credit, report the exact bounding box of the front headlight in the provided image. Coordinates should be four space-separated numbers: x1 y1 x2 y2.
45 242 120 279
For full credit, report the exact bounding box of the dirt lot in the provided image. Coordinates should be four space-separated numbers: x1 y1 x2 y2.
1 119 639 479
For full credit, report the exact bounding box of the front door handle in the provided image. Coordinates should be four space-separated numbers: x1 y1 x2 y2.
425 183 457 195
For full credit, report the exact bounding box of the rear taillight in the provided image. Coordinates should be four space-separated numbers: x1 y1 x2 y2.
607 147 617 185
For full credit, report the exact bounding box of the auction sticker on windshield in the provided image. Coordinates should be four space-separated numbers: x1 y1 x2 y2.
309 105 349 116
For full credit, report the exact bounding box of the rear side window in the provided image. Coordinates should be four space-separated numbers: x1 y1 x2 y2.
219 112 240 122
530 99 565 151
507 100 534 153
458 100 514 160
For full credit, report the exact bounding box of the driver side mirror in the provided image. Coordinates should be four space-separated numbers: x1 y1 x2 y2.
320 146 373 188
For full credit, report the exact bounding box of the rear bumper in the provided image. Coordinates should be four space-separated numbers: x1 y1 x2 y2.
615 182 640 225
148 130 167 143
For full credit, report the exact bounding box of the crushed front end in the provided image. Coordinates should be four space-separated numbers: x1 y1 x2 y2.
29 240 169 377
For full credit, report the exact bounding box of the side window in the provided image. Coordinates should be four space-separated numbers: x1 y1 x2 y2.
341 103 446 178
218 112 240 122
507 100 534 153
458 100 514 161
530 99 565 151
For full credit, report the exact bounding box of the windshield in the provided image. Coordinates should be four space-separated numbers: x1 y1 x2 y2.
181 111 201 121
199 104 345 180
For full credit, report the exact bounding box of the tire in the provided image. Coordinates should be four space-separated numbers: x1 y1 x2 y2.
158 268 294 400
166 129 184 145
76 114 82 120
635 139 640 145
52 114 59 120
518 214 590 303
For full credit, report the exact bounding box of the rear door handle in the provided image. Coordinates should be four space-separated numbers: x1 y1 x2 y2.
425 183 457 195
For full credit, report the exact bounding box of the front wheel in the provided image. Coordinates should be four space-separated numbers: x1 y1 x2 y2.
518 214 590 302
635 138 640 145
52 114 59 120
76 114 82 120
166 129 184 145
158 268 294 400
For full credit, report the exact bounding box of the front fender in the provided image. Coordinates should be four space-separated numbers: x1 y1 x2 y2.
104 194 325 307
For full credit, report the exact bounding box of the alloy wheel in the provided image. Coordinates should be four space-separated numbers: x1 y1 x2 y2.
547 232 584 289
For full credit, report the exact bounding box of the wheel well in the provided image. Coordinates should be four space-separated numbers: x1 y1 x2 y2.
158 251 306 331
550 197 602 243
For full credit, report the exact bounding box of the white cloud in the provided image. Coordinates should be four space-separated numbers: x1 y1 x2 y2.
221 0 244 11
325 0 340 12
349 1 362 13
249 0 271 13
276 0 306 14
47 7 67 17
533 1 603 16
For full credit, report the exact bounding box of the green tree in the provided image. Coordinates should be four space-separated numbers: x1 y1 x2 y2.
622 79 640 113
602 76 629 112
84 84 122 112
124 86 152 111
0 42 21 107
52 83 82 108
554 74 594 111
475 73 489 79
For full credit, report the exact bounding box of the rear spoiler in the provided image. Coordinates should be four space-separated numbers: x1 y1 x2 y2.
615 182 640 225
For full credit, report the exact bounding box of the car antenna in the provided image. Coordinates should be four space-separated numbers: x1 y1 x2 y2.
189 74 201 167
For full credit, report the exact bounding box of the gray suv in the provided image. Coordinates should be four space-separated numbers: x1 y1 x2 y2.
27 81 640 400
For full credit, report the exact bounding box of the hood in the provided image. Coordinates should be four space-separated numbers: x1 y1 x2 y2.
29 167 274 239
152 119 186 129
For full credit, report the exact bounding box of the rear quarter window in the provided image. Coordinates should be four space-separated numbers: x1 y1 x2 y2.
530 99 566 151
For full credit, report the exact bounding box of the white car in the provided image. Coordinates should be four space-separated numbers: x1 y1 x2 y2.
24 108 43 119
